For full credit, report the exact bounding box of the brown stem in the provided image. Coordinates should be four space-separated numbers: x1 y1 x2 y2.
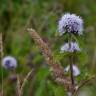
16 75 21 96
70 55 75 91
69 34 75 94
74 75 96 96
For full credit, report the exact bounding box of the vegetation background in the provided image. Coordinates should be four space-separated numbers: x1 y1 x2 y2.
0 0 96 96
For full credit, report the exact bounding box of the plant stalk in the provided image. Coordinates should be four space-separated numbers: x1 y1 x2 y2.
69 34 75 94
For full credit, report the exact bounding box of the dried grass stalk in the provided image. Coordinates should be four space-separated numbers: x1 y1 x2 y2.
27 28 72 91
0 33 4 96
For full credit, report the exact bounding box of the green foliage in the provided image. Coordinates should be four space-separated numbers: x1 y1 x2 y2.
1 0 96 96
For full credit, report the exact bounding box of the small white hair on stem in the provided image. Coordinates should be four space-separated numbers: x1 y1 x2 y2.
58 13 83 36
2 56 17 70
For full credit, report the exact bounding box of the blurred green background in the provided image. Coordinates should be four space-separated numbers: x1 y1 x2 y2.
0 0 96 96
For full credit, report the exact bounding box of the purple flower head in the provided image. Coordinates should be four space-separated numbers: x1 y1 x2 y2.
58 13 83 36
2 56 17 70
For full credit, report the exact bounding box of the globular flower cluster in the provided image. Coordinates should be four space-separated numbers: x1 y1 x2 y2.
2 56 17 70
58 13 83 36
60 42 81 53
64 64 80 76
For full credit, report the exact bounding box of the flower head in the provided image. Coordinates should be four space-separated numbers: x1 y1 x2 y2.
58 13 83 35
2 56 17 70
64 64 80 76
60 42 81 53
